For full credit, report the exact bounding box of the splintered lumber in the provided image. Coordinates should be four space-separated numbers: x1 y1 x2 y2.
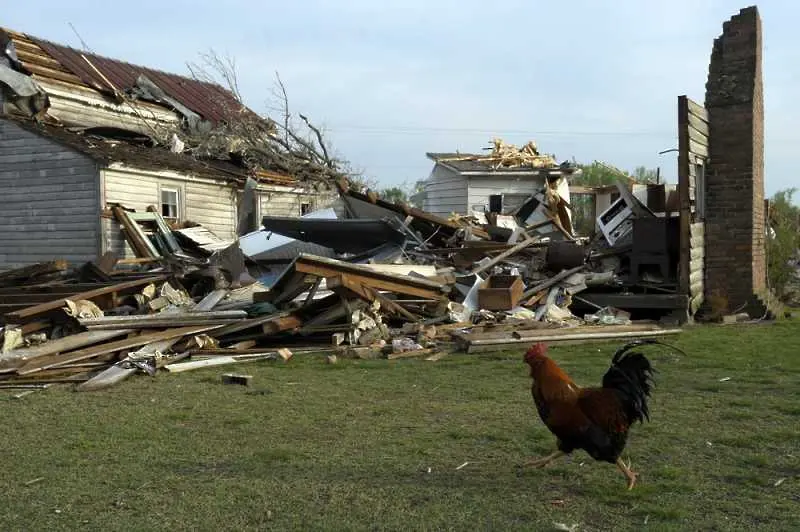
77 337 181 392
16 325 221 375
209 312 302 339
291 254 447 300
462 328 683 353
471 237 540 275
0 329 133 369
112 206 159 258
326 274 423 322
78 310 247 329
520 265 586 301
4 275 167 322
0 260 69 285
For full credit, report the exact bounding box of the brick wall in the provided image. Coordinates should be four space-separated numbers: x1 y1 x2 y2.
704 6 766 312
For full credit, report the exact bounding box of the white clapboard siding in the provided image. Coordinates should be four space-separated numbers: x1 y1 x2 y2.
185 181 236 239
423 166 468 216
102 167 236 257
466 176 543 213
0 118 100 270
258 186 336 219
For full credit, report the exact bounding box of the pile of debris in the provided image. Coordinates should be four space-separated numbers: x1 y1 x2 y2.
0 170 683 395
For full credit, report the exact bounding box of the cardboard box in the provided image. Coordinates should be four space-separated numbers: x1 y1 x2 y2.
478 275 524 311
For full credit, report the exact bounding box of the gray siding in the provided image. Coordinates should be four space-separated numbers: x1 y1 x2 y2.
0 118 99 270
422 165 468 216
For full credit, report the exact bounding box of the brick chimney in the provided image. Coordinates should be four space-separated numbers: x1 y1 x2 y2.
703 6 767 314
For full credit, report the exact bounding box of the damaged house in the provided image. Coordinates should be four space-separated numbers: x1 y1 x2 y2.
0 28 334 270
423 140 580 218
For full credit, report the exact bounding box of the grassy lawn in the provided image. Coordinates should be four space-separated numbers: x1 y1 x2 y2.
1 319 798 531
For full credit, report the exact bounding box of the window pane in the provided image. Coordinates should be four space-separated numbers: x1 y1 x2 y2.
161 189 178 219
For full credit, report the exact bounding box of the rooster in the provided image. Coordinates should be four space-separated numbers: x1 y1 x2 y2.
523 339 683 489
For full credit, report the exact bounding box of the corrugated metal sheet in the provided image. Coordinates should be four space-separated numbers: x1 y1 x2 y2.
34 38 241 124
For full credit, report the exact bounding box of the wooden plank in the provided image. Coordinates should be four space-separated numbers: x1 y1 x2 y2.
327 274 422 323
15 325 220 375
294 256 444 300
690 223 704 238
0 260 69 284
0 283 124 295
112 206 159 259
209 312 298 338
687 99 708 123
0 329 133 368
689 270 703 287
84 319 241 330
4 275 166 322
77 337 181 391
164 353 277 373
520 265 585 301
687 112 709 137
465 329 683 353
678 95 693 297
687 124 708 147
688 138 708 158
471 236 540 275
79 310 247 328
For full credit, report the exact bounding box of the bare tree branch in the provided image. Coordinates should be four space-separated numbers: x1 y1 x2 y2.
183 49 352 187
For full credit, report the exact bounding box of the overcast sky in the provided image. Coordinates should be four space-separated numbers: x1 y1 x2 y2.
5 1 797 196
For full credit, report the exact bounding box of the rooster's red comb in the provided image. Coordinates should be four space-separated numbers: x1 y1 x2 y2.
524 342 548 363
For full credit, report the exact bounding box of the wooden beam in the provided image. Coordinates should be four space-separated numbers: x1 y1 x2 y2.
4 275 167 322
687 98 708 123
15 324 219 375
0 260 69 285
464 328 682 353
520 265 586 301
0 329 133 369
471 236 540 275
293 254 445 300
112 206 158 258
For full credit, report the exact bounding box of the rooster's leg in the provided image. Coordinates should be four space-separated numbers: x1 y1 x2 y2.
522 450 565 468
615 458 639 490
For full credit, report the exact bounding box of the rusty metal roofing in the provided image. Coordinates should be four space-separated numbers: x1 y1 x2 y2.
4 28 245 124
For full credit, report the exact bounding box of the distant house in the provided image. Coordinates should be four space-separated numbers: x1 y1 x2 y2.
0 28 333 269
422 151 578 218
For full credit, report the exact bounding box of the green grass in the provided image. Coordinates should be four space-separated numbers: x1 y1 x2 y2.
1 320 799 531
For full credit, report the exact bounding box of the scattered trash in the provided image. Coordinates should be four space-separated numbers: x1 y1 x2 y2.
455 462 469 470
719 377 731 382
774 478 786 487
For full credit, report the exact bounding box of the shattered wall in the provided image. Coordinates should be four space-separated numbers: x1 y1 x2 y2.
703 6 767 313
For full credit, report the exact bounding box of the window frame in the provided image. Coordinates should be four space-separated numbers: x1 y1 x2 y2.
159 185 182 222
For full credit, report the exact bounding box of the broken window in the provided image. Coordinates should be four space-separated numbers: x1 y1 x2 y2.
488 195 503 213
160 187 180 221
300 202 312 216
